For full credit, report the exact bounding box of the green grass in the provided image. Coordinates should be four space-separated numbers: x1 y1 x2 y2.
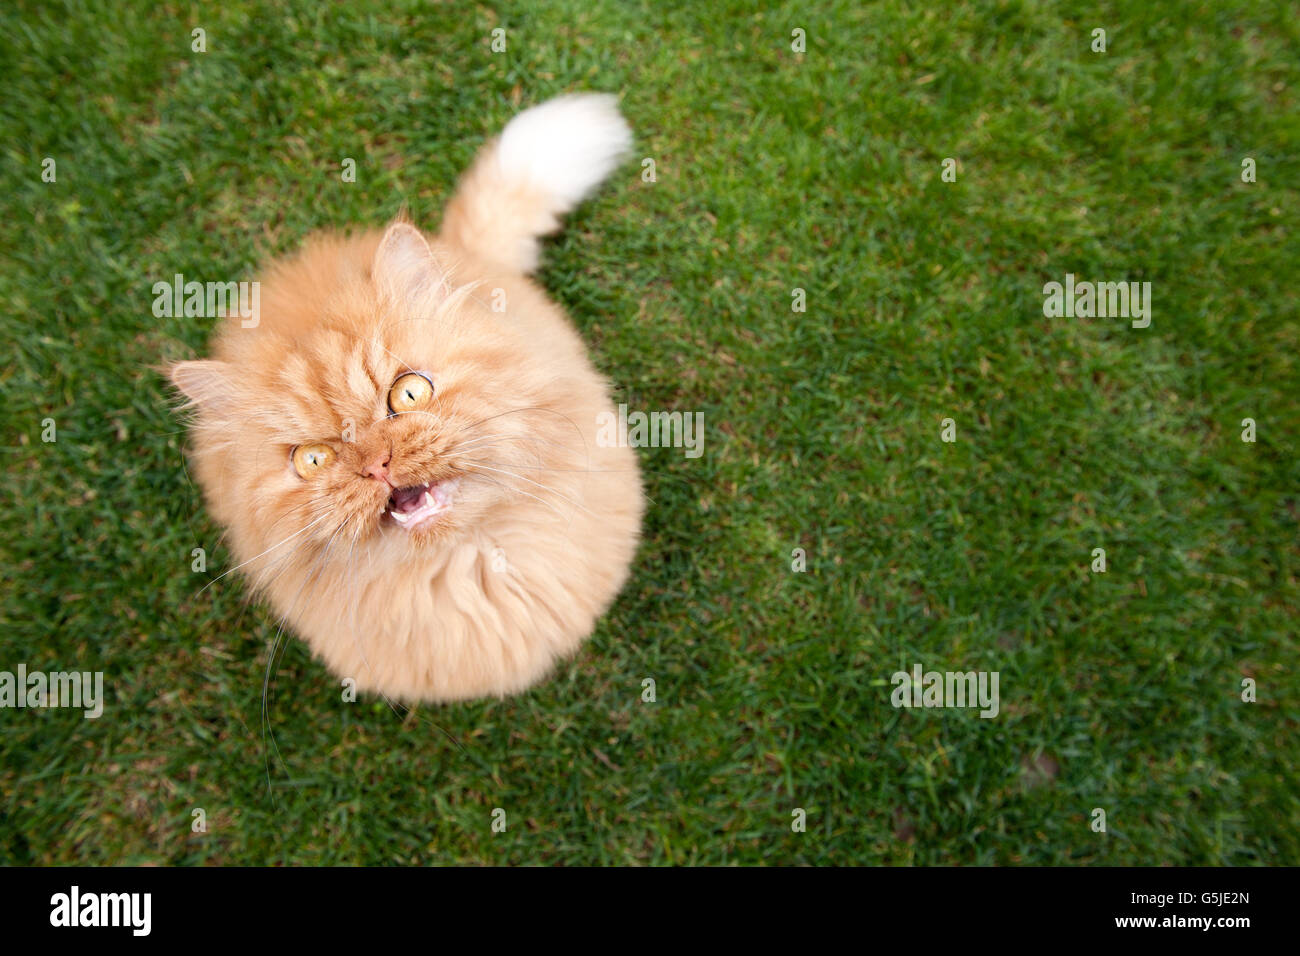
1 0 1297 865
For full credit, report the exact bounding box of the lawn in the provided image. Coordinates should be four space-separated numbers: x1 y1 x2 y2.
1 0 1296 865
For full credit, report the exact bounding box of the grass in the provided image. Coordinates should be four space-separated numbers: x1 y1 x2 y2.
1 0 1296 865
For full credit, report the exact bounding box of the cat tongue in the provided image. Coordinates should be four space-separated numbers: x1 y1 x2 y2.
390 483 430 514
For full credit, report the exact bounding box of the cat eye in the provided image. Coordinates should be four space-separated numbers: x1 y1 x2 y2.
388 372 434 415
291 442 335 478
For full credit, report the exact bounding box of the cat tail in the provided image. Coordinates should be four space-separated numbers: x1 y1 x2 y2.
438 93 632 274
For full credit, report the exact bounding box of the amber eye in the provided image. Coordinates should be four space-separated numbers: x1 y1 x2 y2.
291 442 335 478
388 372 434 414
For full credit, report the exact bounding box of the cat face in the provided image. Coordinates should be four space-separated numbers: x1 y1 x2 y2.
169 223 578 568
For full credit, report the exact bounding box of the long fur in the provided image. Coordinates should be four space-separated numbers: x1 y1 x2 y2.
169 94 643 702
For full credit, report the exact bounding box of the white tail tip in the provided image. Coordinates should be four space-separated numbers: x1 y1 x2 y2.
497 93 632 211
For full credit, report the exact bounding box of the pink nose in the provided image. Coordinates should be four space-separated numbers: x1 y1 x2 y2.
361 453 392 483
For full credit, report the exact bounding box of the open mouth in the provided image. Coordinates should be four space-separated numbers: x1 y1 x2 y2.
384 478 459 531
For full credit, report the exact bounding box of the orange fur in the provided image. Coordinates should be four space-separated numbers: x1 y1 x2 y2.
170 97 643 702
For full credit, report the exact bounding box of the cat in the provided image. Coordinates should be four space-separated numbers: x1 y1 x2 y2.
168 94 644 703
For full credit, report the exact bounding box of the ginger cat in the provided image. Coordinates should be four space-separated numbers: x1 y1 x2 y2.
169 94 643 702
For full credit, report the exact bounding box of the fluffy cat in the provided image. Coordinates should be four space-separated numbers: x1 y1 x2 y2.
169 94 644 703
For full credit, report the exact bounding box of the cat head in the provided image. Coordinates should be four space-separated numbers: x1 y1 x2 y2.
168 221 586 571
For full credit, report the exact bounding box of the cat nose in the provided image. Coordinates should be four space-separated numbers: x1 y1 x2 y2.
361 452 392 484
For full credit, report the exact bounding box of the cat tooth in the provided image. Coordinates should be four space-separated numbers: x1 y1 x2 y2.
423 491 435 509
391 510 410 524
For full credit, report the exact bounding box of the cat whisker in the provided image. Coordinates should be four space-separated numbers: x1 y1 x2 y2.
242 503 331 592
469 459 631 474
454 432 584 460
450 456 595 518
460 406 590 452
467 472 571 523
261 513 353 797
197 512 332 597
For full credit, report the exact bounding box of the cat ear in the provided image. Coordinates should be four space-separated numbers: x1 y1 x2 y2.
169 359 237 412
372 222 449 302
